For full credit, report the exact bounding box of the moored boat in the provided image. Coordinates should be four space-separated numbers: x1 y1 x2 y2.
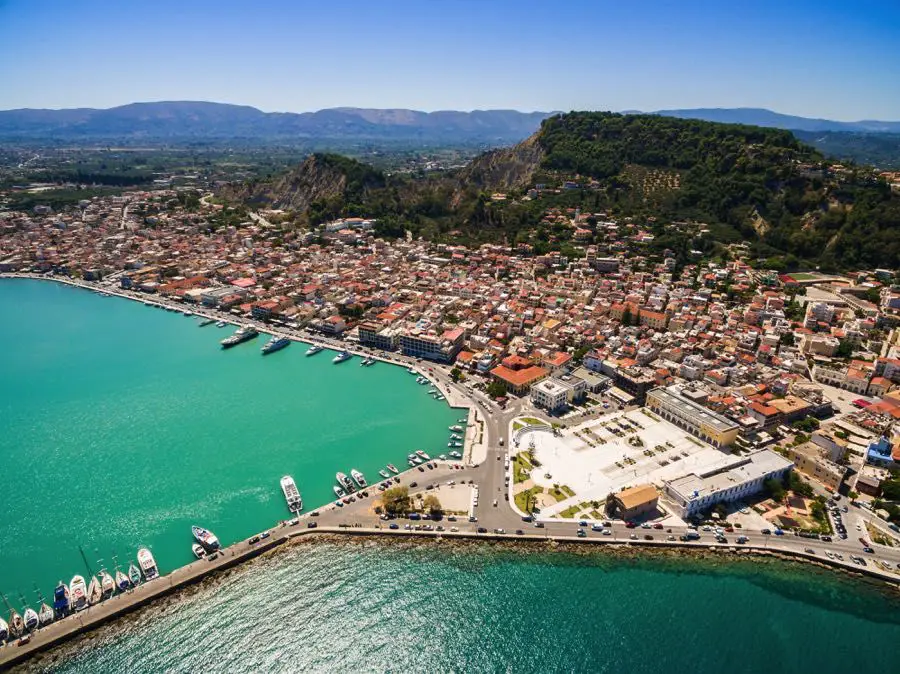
262 336 291 355
449 425 463 432
305 344 324 356
52 582 70 617
350 469 367 488
192 543 207 559
379 469 390 479
333 485 345 498
128 562 143 586
221 325 259 348
115 569 131 592
199 318 215 327
38 602 54 627
86 576 102 605
387 463 399 474
336 472 355 493
0 616 7 642
70 575 88 611
23 606 39 632
216 321 227 328
280 475 303 512
7 609 23 639
449 451 462 459
332 350 352 364
99 570 115 598
192 526 221 551
415 450 430 461
137 548 159 580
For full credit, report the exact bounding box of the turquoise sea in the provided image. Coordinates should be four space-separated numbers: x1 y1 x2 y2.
42 542 900 673
0 279 459 604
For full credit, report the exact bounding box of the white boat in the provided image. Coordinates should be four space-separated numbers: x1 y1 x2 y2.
436 395 445 401
192 543 207 559
457 418 467 423
23 606 39 631
439 454 448 460
350 469 367 488
0 615 8 642
306 344 324 356
336 472 356 493
415 450 431 461
70 575 88 611
387 464 399 474
408 459 416 467
128 563 142 586
427 388 437 394
38 602 54 627
115 569 131 592
379 469 390 479
449 425 463 432
280 475 303 512
333 485 345 498
192 526 221 551
99 570 115 597
332 351 352 364
86 576 102 605
412 456 423 464
449 451 462 459
407 366 417 374
216 321 227 328
137 548 159 580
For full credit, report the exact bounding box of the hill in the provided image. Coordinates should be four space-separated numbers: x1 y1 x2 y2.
652 107 900 134
220 111 900 270
0 101 553 144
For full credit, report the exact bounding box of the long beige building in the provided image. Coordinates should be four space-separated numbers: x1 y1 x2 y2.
646 386 740 447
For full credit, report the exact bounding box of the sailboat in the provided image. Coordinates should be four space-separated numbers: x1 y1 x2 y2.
2 593 24 639
70 575 88 612
86 576 103 605
35 588 54 627
115 568 131 592
21 594 39 632
52 581 70 618
99 569 115 598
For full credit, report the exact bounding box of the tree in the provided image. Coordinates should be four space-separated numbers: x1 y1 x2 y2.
486 380 507 398
788 472 814 498
621 306 632 327
450 367 463 383
880 480 900 501
765 478 786 503
423 494 443 518
382 486 410 515
792 417 820 433
779 332 796 347
835 339 854 359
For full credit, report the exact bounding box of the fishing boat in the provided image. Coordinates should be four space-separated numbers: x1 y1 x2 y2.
305 344 324 356
22 605 39 632
137 548 159 580
86 576 102 605
351 469 367 488
333 485 345 498
115 569 131 592
128 562 143 586
38 602 54 627
379 469 390 479
70 575 88 611
192 526 221 552
280 475 303 513
192 543 207 560
99 570 115 598
336 472 356 493
0 616 8 642
415 450 431 461
387 463 399 474
52 582 70 617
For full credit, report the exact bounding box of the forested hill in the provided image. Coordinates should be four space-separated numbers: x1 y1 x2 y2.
222 111 900 271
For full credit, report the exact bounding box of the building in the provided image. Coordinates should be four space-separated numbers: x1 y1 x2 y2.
490 356 549 395
665 450 794 517
646 386 740 447
788 443 850 491
398 327 464 363
609 484 659 521
358 322 400 351
530 375 587 413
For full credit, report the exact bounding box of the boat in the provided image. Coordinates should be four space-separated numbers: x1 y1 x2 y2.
407 366 417 374
379 469 390 479
128 562 143 586
262 336 291 355
182 311 193 317
86 576 102 605
439 454 448 460
415 450 430 460
436 395 445 401
199 318 215 327
115 569 131 592
449 451 462 459
220 325 259 348
280 475 303 512
23 606 38 631
333 485 345 498
408 459 416 467
412 455 423 464
362 357 375 366
70 575 88 611
306 344 324 356
386 464 399 474
449 441 463 448
192 543 207 560
52 582 70 617
332 350 352 364
192 526 221 551
427 388 437 394
99 570 115 598
457 418 467 423
7 610 23 639
38 602 54 627
336 472 356 493
0 616 7 643
216 321 227 328
351 469 367 488
137 548 159 580
449 425 463 432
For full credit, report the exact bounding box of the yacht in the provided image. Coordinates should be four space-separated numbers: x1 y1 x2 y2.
333 485 346 498
70 575 88 612
192 543 207 560
128 562 143 586
23 606 39 631
415 450 431 461
262 336 291 355
332 350 352 364
306 344 324 356
386 464 399 474
220 325 259 349
336 472 356 493
137 548 159 580
448 441 463 448
280 475 303 512
52 582 70 617
350 469 367 489
192 526 221 551
0 616 7 642
86 577 102 605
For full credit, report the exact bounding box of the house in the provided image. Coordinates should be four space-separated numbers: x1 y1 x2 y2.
609 484 659 521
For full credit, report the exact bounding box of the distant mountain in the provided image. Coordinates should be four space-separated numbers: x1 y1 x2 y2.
652 107 900 133
0 101 553 143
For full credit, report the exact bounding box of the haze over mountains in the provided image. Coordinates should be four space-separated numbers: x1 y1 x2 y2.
2 101 900 142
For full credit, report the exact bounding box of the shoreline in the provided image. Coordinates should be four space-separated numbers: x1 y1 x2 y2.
18 531 900 671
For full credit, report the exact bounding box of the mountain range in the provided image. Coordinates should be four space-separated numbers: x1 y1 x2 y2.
2 101 899 142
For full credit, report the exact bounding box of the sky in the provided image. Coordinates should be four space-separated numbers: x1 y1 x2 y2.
2 0 900 120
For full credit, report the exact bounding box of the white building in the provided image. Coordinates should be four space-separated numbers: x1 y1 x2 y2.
531 375 587 413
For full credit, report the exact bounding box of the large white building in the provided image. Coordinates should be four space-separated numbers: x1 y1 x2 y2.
530 375 586 412
665 449 793 517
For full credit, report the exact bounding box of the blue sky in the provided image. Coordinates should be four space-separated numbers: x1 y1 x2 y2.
2 0 899 119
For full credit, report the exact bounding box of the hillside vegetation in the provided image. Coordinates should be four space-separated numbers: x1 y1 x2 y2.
220 112 900 270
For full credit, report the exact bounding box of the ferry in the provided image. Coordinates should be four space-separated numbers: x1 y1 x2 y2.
38 601 54 627
280 475 303 512
336 472 356 493
86 576 102 605
70 575 88 612
99 570 115 598
416 450 431 461
262 336 291 355
379 469 391 479
351 469 367 488
128 562 143 586
23 606 39 631
0 616 7 642
449 425 463 432
306 344 324 356
192 526 221 552
387 463 399 474
199 318 215 327
333 485 346 498
137 547 159 580
332 350 352 364
221 325 259 348
192 543 207 560
53 582 70 617
115 569 131 592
